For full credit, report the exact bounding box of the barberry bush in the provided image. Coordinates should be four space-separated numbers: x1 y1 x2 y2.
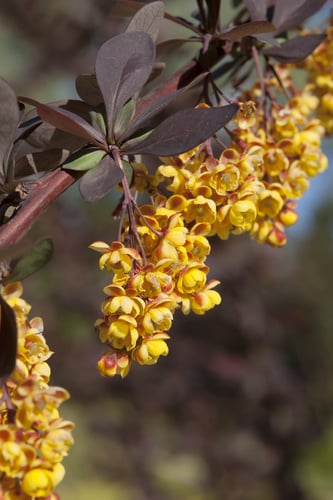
0 0 332 497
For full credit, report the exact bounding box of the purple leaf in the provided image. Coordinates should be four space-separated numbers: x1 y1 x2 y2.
264 34 326 63
0 78 19 174
124 104 239 156
273 0 328 33
95 31 155 140
15 148 71 177
243 0 267 20
79 154 124 202
19 97 107 148
120 73 207 142
0 294 17 385
220 20 276 40
126 1 165 42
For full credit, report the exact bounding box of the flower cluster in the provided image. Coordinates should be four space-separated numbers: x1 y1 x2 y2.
91 62 329 378
90 203 221 378
303 17 333 135
154 83 327 246
0 282 74 499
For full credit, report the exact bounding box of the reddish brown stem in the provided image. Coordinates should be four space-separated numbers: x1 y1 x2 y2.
0 169 79 252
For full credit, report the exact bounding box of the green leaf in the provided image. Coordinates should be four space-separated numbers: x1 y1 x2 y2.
0 294 17 385
113 99 136 141
122 159 134 185
63 148 106 172
6 238 54 283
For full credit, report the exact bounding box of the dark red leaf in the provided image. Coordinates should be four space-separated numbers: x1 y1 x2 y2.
79 155 124 202
264 34 326 63
0 294 17 385
95 31 155 140
24 100 94 151
273 0 328 33
75 75 103 106
0 78 19 175
19 97 107 148
124 104 239 156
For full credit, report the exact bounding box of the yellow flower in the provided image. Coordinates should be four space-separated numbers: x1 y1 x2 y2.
0 439 35 478
263 148 289 176
157 164 187 192
257 189 284 218
102 287 145 317
40 428 74 463
19 332 52 365
133 333 170 365
209 164 240 195
142 303 174 335
14 382 70 431
283 164 310 199
89 241 141 273
229 200 257 231
191 288 222 315
185 195 216 224
185 234 211 261
129 269 174 298
237 100 257 129
176 265 207 295
21 468 55 497
103 315 139 350
299 147 328 177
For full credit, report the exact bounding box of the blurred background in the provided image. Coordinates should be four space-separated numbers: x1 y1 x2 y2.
2 0 333 499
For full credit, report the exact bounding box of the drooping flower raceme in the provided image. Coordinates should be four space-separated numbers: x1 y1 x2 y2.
155 79 327 247
91 61 328 378
90 203 221 378
0 282 74 499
